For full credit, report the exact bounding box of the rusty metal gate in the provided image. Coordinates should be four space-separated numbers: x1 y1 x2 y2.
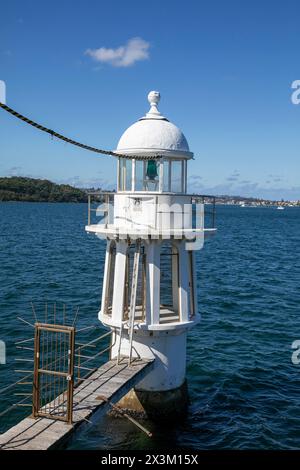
32 323 75 424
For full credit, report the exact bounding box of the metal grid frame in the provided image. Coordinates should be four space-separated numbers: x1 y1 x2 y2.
32 323 75 424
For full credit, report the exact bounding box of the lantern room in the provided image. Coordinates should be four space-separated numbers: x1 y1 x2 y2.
116 91 193 193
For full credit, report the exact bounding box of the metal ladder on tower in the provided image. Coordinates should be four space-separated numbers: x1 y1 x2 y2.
127 240 141 365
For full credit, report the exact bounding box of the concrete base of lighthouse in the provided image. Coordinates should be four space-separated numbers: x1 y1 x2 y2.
104 315 200 422
115 381 189 422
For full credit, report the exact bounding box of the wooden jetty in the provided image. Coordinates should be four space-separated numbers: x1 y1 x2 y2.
0 358 153 450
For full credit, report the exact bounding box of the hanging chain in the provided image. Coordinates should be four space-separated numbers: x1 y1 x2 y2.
0 101 162 160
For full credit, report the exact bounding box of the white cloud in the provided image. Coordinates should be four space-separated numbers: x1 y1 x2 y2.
57 176 115 190
226 176 239 181
187 176 300 200
85 37 150 68
189 175 203 180
8 166 23 176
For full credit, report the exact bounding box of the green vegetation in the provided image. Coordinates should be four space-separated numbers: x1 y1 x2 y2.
0 177 88 202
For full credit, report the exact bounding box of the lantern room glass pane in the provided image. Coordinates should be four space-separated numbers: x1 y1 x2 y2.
171 161 183 192
119 159 124 191
135 160 145 191
163 160 170 191
119 158 132 191
126 159 132 190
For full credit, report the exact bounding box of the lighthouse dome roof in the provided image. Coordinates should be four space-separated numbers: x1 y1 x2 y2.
115 91 193 159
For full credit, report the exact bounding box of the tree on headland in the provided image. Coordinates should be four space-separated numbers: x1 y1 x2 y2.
0 177 88 202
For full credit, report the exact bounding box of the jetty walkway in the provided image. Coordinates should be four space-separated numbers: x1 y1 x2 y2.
0 358 153 450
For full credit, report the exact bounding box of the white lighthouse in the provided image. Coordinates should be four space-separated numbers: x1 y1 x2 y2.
86 91 215 420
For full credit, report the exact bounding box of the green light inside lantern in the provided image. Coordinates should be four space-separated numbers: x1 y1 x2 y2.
146 160 158 180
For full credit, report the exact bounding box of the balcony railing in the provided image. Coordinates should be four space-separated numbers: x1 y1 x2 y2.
87 191 115 227
87 191 216 230
192 194 216 229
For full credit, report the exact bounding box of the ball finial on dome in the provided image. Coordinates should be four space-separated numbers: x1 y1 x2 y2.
146 90 161 118
148 90 160 106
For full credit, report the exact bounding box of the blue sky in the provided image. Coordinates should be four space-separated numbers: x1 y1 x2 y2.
0 0 300 199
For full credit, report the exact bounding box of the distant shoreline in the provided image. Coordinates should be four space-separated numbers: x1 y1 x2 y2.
0 200 87 203
0 176 299 207
0 201 298 208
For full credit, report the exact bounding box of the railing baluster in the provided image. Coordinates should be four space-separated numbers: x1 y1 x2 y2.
88 194 91 226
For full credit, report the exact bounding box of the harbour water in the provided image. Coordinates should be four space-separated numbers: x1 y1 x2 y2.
0 202 299 449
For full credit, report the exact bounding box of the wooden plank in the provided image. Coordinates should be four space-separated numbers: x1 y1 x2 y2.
0 358 153 450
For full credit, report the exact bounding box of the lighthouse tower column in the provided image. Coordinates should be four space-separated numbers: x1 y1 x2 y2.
86 91 210 421
145 240 161 325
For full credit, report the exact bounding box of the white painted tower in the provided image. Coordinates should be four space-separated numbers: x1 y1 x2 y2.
86 91 215 420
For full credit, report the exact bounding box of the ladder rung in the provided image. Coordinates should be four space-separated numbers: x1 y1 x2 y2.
128 241 141 365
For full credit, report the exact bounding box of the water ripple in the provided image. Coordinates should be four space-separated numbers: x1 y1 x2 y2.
0 203 299 449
